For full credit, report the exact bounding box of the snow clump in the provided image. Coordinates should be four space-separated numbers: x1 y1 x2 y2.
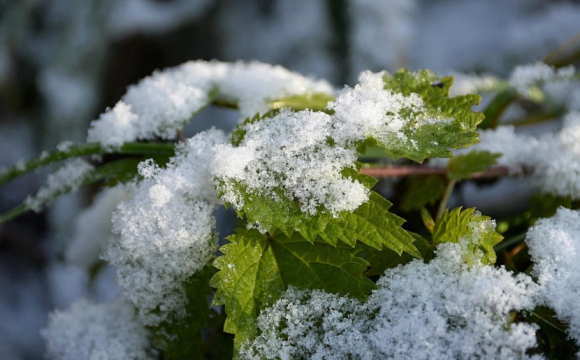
242 242 541 360
87 60 333 148
526 207 580 347
104 128 227 327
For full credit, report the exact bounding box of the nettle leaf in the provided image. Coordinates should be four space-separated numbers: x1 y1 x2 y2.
229 181 420 257
432 207 503 265
400 175 446 212
152 265 215 360
447 150 501 180
211 229 375 351
268 92 335 112
379 69 484 163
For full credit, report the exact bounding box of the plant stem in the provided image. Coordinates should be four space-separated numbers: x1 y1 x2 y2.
436 179 457 220
494 232 527 252
0 142 175 187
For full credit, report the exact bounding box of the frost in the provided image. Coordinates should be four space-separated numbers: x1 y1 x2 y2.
243 242 540 360
87 60 333 148
328 70 425 147
24 158 94 212
526 207 580 347
42 299 155 360
213 109 368 215
104 129 227 327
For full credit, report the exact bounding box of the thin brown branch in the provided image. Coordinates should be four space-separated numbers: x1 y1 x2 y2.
360 165 511 179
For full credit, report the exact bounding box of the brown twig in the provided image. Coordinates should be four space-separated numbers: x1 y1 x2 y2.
359 165 511 179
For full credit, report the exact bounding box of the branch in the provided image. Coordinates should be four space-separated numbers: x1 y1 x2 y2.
360 165 511 179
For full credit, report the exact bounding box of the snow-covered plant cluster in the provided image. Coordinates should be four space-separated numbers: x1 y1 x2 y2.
3 52 580 359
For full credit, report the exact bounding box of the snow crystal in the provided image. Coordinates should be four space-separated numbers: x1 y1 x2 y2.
328 70 425 147
66 187 129 268
526 207 580 346
213 109 368 216
87 60 333 148
243 242 540 360
104 129 227 327
25 158 94 212
42 299 155 360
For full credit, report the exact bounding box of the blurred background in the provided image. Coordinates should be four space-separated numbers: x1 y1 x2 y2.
1 0 579 358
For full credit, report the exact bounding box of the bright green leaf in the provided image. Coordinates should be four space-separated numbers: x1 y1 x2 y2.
432 207 503 265
268 92 335 112
377 69 484 163
447 150 501 181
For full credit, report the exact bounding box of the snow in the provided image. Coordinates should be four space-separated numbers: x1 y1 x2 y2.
213 109 368 216
243 242 540 360
24 158 94 212
526 208 580 347
42 299 155 360
462 111 580 199
104 129 226 327
87 60 334 148
65 187 129 268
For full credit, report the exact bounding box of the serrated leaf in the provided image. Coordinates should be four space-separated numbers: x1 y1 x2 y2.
152 265 215 360
377 69 484 163
230 180 419 257
211 229 375 352
400 175 446 212
432 207 503 265
447 150 500 180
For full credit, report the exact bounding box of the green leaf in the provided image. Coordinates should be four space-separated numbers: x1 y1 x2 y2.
447 150 501 181
363 233 434 277
211 229 375 352
228 179 419 257
432 207 503 265
152 265 215 360
377 69 484 163
479 88 517 129
400 176 446 212
268 92 335 112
